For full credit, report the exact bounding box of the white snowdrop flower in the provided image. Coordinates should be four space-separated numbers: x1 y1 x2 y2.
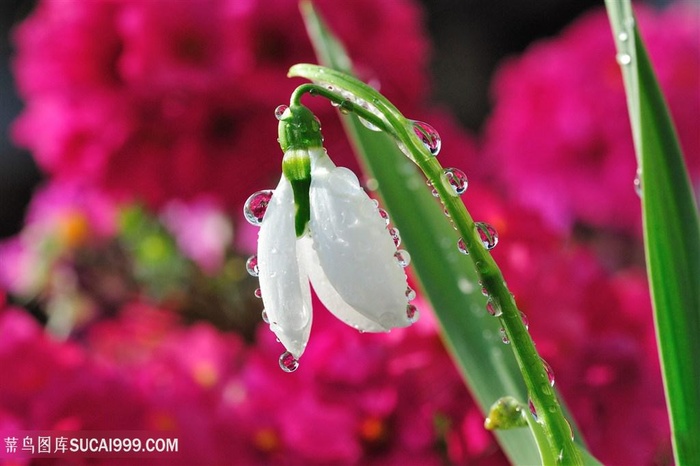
245 105 416 371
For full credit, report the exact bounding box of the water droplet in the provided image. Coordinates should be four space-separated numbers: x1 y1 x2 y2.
566 419 574 440
245 255 259 277
359 116 381 131
405 286 416 301
410 120 441 156
520 311 529 330
481 287 489 297
542 358 555 387
443 208 450 217
486 299 502 317
261 309 269 324
394 249 411 267
618 31 629 42
499 327 510 344
528 399 538 422
279 351 299 373
475 222 499 250
457 237 469 255
425 180 439 197
377 208 390 226
254 288 262 299
274 105 288 120
338 100 352 115
388 227 401 247
443 168 468 195
634 170 642 197
371 199 379 207
616 53 632 66
406 304 419 323
244 190 274 226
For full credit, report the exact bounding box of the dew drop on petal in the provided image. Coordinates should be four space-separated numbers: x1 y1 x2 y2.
394 249 411 267
244 190 274 226
254 288 262 299
245 255 259 277
475 222 499 250
261 309 269 324
378 208 390 226
359 116 382 131
528 399 538 422
410 120 441 156
443 168 468 195
457 237 469 255
388 227 401 247
405 286 416 301
499 327 510 344
542 358 555 387
279 351 299 373
406 304 419 323
274 105 288 120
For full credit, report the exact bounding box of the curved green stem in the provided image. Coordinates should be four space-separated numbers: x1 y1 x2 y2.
289 64 582 465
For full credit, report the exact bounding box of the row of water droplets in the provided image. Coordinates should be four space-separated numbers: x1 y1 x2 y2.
372 199 420 324
612 16 645 198
243 187 301 373
410 115 567 437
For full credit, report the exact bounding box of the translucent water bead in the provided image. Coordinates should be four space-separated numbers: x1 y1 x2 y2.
475 222 499 250
443 168 468 195
394 250 411 268
244 190 274 226
410 120 441 156
245 255 259 277
274 105 289 120
279 351 299 373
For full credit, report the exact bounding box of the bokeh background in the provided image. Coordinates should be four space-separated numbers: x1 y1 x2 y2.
0 0 697 465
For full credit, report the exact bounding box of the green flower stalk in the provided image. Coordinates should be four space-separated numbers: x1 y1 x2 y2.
286 64 583 465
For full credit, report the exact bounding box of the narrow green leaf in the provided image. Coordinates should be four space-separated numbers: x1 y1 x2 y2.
605 3 700 464
298 2 600 464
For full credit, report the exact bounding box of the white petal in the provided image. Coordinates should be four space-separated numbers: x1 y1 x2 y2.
258 175 312 358
308 149 411 331
298 235 386 332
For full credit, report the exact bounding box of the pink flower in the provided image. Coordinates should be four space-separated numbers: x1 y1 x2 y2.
12 0 430 217
483 4 700 234
160 197 233 274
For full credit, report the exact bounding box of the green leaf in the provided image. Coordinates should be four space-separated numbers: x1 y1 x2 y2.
605 2 700 464
298 2 600 464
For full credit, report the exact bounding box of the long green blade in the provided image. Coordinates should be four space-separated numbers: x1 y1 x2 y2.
299 2 600 464
605 3 700 463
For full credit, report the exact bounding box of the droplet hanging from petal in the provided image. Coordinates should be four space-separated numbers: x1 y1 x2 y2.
406 304 419 323
279 351 299 373
244 190 274 226
394 249 411 268
542 358 555 387
475 222 499 250
245 255 259 277
388 227 401 247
